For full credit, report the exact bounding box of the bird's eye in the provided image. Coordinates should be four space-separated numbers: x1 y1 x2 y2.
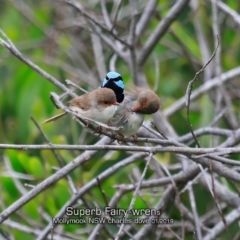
104 101 108 104
106 76 109 80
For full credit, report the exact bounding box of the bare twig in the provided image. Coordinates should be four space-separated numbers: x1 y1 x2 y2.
214 0 240 25
0 29 74 97
3 219 73 240
65 79 88 93
129 0 138 84
178 127 232 143
164 66 240 117
115 153 153 239
202 206 240 240
30 116 77 194
188 185 202 239
190 0 212 82
35 153 145 239
111 0 124 32
138 0 189 66
185 36 220 147
135 0 158 44
96 177 109 206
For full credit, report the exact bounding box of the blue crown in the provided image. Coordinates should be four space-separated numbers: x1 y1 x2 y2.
104 72 125 89
100 71 125 103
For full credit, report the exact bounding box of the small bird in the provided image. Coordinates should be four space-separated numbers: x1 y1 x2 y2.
109 86 160 138
100 71 125 103
43 88 120 124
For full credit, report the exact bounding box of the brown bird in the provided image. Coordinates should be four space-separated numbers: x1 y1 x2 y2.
43 88 120 124
109 86 160 137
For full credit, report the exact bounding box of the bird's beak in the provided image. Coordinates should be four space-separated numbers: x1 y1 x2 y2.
113 101 120 106
131 105 140 112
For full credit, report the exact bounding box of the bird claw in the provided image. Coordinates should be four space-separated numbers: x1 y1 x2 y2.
107 121 112 127
76 116 89 128
84 120 89 127
93 126 102 135
116 133 126 144
132 135 138 144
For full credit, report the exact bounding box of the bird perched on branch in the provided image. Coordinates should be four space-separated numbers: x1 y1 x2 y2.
109 86 160 138
100 71 125 103
43 88 120 124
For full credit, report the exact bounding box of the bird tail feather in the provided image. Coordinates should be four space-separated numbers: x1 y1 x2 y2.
42 112 67 124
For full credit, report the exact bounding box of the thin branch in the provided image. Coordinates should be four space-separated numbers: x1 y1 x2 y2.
198 164 232 239
137 0 189 66
220 128 240 148
0 29 74 97
35 153 145 239
65 79 88 93
0 136 112 224
133 186 175 239
202 207 240 240
90 33 107 79
89 188 128 240
185 36 220 147
100 0 112 29
192 154 240 166
215 0 240 25
96 177 109 206
188 185 202 239
135 0 158 44
65 0 131 52
115 153 153 239
190 0 212 81
110 0 124 32
129 0 138 84
178 127 232 143
164 66 240 117
30 116 77 194
199 174 240 209
3 157 28 195
3 219 73 240
87 19 129 61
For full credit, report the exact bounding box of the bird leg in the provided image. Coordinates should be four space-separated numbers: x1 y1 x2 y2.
77 117 89 127
107 120 112 127
116 133 126 144
83 119 89 127
131 134 138 144
93 126 103 135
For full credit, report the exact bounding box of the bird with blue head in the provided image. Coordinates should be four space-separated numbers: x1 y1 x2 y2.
100 72 160 140
43 70 160 141
100 71 125 103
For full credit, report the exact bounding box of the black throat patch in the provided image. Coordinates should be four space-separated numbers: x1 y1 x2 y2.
103 80 124 103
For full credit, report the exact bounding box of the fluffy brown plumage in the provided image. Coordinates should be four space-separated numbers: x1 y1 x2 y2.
125 86 160 114
109 86 160 137
43 88 120 124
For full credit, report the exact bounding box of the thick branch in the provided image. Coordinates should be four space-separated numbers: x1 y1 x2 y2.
1 144 240 156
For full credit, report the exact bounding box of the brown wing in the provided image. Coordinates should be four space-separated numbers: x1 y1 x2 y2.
68 93 91 111
110 112 129 128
